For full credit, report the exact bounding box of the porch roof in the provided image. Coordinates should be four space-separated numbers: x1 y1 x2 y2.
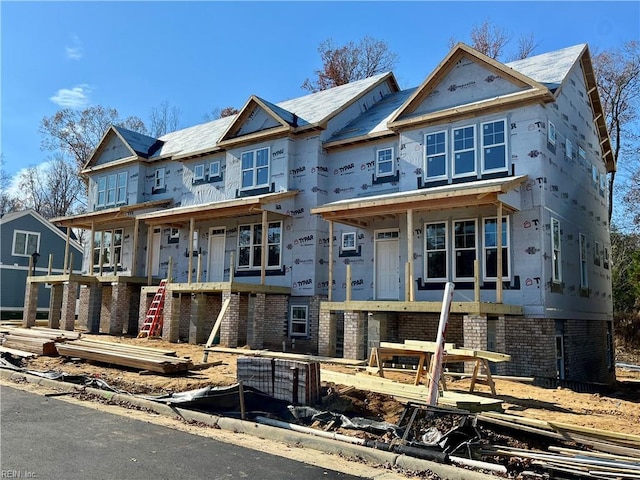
136 190 299 226
311 175 527 227
51 199 173 230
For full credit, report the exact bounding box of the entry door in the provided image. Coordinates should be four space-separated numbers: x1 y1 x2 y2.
208 227 226 282
375 230 399 300
151 228 161 277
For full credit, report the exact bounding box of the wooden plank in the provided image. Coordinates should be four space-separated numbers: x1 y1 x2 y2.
404 340 457 350
205 346 365 366
3 338 57 356
71 338 176 356
0 346 38 358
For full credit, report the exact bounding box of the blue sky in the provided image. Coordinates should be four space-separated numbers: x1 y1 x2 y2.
1 1 639 179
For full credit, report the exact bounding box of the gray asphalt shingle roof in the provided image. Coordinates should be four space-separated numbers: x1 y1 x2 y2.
506 44 586 91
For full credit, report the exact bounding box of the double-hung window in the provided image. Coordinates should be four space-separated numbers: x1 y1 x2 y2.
13 230 39 256
106 175 117 205
97 177 107 206
237 221 281 269
425 131 447 180
579 233 588 290
116 172 127 204
97 173 127 207
241 147 270 190
376 148 394 178
483 217 509 280
453 126 476 177
594 241 602 266
481 120 507 173
566 139 573 159
289 305 309 337
209 161 220 179
425 222 448 281
194 164 205 181
453 219 477 280
551 218 562 283
154 168 165 190
548 122 557 146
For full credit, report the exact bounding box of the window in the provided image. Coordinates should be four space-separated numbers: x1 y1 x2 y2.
241 147 270 190
599 172 606 197
551 218 562 283
579 233 588 290
194 164 205 181
425 131 447 180
168 228 180 244
93 229 123 269
290 306 309 337
237 221 281 269
548 122 556 146
154 168 165 190
453 126 476 177
453 219 477 280
482 120 507 173
97 173 127 207
578 146 586 166
376 148 394 177
192 230 199 254
425 222 448 281
341 232 356 251
604 246 610 269
209 161 220 179
566 139 573 159
592 165 599 189
483 217 509 280
594 240 601 266
12 230 39 256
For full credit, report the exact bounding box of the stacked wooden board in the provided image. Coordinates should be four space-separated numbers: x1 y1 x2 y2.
55 339 193 374
0 326 80 356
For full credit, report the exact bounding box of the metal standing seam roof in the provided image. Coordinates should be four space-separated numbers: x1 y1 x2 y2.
505 44 587 91
112 125 163 157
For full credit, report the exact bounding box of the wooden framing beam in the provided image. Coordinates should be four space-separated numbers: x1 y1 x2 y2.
132 218 139 277
407 209 414 302
261 210 267 285
188 217 195 284
320 300 522 316
146 224 153 285
497 201 503 304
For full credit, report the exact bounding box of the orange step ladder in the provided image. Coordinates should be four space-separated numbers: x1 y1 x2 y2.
138 280 167 338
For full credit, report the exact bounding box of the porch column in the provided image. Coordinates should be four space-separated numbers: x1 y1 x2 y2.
89 222 95 276
367 313 388 354
406 209 414 302
63 227 70 274
496 202 503 304
85 284 102 333
188 217 195 284
109 282 130 335
189 293 207 344
318 309 336 357
23 281 39 327
248 293 265 349
100 284 112 333
132 218 139 277
463 314 487 374
162 291 181 342
343 310 366 360
328 221 334 301
219 290 240 347
260 210 267 285
48 284 64 329
60 281 78 331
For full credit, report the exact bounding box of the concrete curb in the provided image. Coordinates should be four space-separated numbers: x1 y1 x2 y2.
1 369 498 480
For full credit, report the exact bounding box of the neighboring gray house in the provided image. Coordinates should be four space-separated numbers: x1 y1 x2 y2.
1 209 82 318
41 43 615 383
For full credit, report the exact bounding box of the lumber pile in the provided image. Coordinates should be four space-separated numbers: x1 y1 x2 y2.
56 339 192 374
0 326 79 356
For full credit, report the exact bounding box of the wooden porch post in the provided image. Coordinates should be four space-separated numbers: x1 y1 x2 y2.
63 227 70 274
229 251 235 284
407 209 414 302
346 263 352 302
132 218 139 277
188 217 195 284
146 225 153 285
496 202 503 304
328 220 334 301
47 254 53 275
196 252 203 283
89 222 95 276
260 210 267 285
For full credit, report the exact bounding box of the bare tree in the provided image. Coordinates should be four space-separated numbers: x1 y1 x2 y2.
302 36 398 92
40 106 147 171
469 20 510 59
0 155 22 215
149 100 181 137
593 41 640 224
512 33 540 61
203 106 240 121
17 155 85 219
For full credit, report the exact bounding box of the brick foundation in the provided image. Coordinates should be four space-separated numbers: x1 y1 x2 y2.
22 282 39 327
48 284 63 329
60 281 78 331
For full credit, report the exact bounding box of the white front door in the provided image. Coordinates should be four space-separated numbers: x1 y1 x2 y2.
208 227 226 282
151 228 161 277
375 230 399 300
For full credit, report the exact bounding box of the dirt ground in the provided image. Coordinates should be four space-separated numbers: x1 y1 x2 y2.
17 333 640 437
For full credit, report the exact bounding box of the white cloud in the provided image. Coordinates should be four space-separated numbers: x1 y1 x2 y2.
50 84 92 108
66 34 84 60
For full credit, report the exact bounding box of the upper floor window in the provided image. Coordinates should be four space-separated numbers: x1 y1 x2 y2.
483 217 510 280
566 139 573 159
97 172 127 207
209 161 221 179
594 240 602 266
425 222 448 281
237 221 281 269
591 165 599 189
194 164 205 181
13 230 39 257
241 147 270 190
481 120 507 173
578 146 587 166
453 219 477 280
579 233 588 290
376 148 394 178
548 122 557 146
551 218 562 283
425 131 447 180
599 172 606 198
289 305 309 337
154 167 165 190
341 232 356 251
453 126 476 178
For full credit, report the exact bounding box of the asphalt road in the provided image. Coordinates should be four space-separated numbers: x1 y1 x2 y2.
0 386 364 480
